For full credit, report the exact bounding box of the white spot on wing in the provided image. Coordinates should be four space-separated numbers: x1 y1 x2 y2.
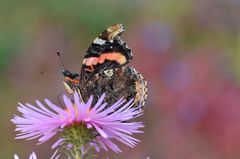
103 69 114 77
93 38 106 45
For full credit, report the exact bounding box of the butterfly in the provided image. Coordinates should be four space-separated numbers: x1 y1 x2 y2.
62 24 147 109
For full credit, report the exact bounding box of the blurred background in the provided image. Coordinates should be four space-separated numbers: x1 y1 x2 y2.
1 0 240 158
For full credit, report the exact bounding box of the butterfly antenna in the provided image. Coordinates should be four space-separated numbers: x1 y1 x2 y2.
40 71 52 78
56 50 66 70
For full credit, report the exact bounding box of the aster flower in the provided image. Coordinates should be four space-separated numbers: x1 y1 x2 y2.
12 92 144 158
14 150 60 159
14 152 37 159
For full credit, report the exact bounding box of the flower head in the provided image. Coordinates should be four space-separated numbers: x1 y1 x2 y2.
14 150 60 159
14 152 37 159
12 92 144 153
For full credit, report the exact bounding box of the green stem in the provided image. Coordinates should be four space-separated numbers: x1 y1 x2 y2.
74 146 82 159
75 151 82 159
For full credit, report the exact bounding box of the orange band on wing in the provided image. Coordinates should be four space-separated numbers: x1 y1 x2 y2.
83 52 126 67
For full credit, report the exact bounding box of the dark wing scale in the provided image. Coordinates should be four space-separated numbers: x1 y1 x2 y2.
80 67 147 110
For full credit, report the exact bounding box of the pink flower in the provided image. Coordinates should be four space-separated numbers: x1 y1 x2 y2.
12 92 144 153
14 150 59 159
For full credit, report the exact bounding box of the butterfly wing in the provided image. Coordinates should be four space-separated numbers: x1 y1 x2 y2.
80 24 132 82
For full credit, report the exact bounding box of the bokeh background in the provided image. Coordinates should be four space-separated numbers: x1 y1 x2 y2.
1 0 240 158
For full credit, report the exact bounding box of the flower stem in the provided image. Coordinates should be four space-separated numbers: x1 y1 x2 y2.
75 150 82 159
74 145 82 159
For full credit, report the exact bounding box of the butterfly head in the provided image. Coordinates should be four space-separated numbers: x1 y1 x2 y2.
62 69 79 79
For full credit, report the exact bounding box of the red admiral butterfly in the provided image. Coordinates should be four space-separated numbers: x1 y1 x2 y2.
62 24 147 109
